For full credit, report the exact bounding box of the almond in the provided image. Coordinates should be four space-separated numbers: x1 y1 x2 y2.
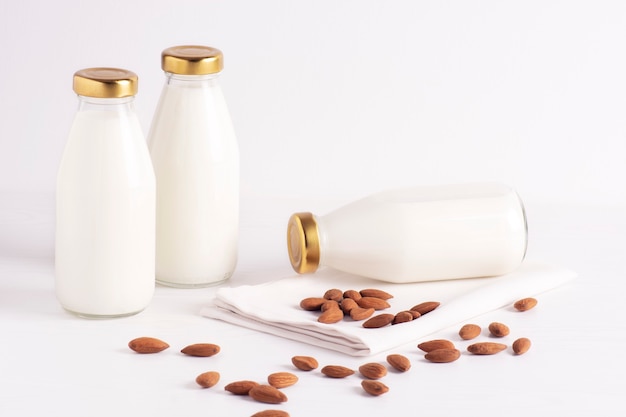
291 355 319 371
488 322 510 337
410 301 440 315
128 337 169 354
512 337 532 355
359 288 394 300
323 288 343 302
343 289 362 301
299 297 326 311
195 371 220 388
408 310 422 319
349 306 375 321
424 348 461 363
340 298 358 314
386 354 411 372
248 385 288 404
224 380 259 395
357 297 391 310
318 308 343 324
514 297 538 312
358 362 388 379
467 342 507 355
361 380 389 396
251 411 290 417
321 365 355 378
267 372 298 388
181 343 221 357
459 324 481 340
392 311 414 325
362 313 395 328
320 300 340 312
417 339 455 352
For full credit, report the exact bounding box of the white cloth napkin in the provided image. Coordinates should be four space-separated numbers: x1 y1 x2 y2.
201 261 576 356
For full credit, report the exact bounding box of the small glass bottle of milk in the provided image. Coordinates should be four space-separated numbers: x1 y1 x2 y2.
287 183 528 283
56 68 156 318
147 45 239 287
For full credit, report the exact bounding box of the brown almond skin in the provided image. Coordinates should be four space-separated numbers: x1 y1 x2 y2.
459 324 482 340
424 348 461 363
359 289 394 300
386 354 411 372
248 385 288 404
251 411 290 417
318 308 344 324
514 297 538 312
467 342 507 355
359 362 388 379
224 380 259 395
392 311 414 325
361 380 389 396
181 343 221 357
357 297 391 310
299 297 327 311
362 313 395 328
410 301 440 315
291 355 318 371
321 365 355 378
512 337 532 355
320 300 340 312
195 371 220 388
488 322 510 337
323 288 344 302
340 298 358 314
343 289 362 301
349 306 375 321
128 337 169 354
417 339 455 352
267 372 298 388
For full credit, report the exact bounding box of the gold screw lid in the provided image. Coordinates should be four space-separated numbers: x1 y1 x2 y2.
287 212 320 274
161 45 224 75
73 68 138 98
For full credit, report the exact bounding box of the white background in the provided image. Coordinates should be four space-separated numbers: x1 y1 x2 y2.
1 1 626 416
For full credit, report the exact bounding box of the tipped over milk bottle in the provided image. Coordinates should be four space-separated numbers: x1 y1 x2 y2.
56 68 156 318
287 183 528 283
148 45 239 287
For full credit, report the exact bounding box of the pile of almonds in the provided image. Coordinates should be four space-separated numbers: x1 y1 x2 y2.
300 288 440 328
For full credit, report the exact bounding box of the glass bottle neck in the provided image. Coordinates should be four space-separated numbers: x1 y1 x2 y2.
165 72 221 86
77 95 135 112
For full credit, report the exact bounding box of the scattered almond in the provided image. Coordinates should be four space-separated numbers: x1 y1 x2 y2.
251 411 290 417
195 371 220 388
358 362 388 379
181 343 221 357
361 380 389 396
321 365 355 378
340 298 358 314
488 322 510 337
343 289 362 301
467 342 507 355
268 372 298 388
392 311 414 325
318 308 343 324
291 355 319 371
128 337 169 354
357 297 391 310
362 313 395 328
323 288 344 301
359 288 394 300
224 380 259 395
514 297 538 312
417 339 455 352
386 354 411 372
349 307 375 321
459 324 481 340
248 384 288 404
320 300 340 312
410 301 440 315
299 297 327 311
512 337 532 355
424 348 461 363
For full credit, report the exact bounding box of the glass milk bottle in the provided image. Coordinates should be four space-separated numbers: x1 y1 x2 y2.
56 68 156 318
287 183 528 283
147 45 239 287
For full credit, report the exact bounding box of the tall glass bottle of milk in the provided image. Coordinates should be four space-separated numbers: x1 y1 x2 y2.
56 68 156 318
287 183 528 283
147 45 239 287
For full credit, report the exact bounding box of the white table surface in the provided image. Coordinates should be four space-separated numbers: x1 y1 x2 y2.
1 191 624 416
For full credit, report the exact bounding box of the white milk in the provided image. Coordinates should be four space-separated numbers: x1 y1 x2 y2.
148 47 239 287
56 96 156 317
288 183 527 282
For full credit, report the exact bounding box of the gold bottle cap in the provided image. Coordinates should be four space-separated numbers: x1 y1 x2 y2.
287 212 320 274
73 68 138 98
161 45 224 75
